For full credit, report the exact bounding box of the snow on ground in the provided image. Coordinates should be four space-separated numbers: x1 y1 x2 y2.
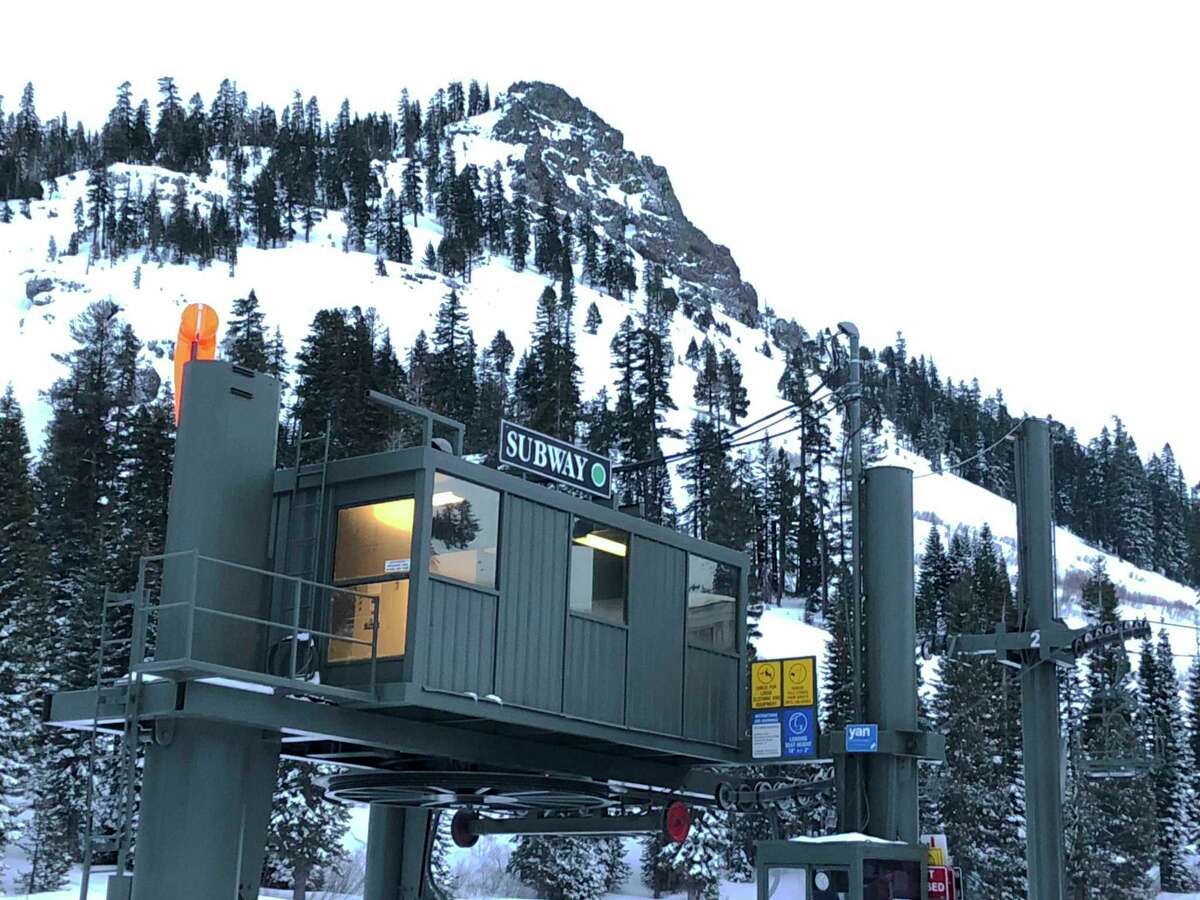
756 602 832 665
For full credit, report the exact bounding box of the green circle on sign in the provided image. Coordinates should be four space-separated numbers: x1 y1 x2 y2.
590 462 607 488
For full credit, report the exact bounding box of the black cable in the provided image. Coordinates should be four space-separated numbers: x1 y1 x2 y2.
913 416 1029 480
613 347 842 475
615 390 845 474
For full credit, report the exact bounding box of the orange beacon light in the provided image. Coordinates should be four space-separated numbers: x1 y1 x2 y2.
173 302 220 424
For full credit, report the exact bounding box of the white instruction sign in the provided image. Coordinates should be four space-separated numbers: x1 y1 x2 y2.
752 711 782 759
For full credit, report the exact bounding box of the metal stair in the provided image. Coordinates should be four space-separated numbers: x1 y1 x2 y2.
276 422 331 678
79 577 149 899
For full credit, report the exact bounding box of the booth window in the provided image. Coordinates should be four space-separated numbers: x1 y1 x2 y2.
428 472 500 589
764 869 808 900
862 859 921 900
569 518 629 625
686 555 738 652
330 498 415 662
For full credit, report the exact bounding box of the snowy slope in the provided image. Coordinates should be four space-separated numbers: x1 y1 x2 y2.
2 99 1197 676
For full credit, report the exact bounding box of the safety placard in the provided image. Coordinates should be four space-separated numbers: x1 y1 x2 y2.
927 865 955 898
751 661 782 709
783 657 815 706
751 711 782 759
782 707 816 759
749 656 820 761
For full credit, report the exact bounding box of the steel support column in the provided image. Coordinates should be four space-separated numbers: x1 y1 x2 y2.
131 720 280 900
1016 418 1065 900
364 806 435 900
862 465 918 842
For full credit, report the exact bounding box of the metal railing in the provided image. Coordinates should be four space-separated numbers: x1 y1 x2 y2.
132 549 382 702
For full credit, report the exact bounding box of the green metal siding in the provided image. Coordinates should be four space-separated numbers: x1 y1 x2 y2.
684 646 739 747
496 496 569 711
425 579 496 696
563 616 626 725
161 362 280 670
625 537 685 735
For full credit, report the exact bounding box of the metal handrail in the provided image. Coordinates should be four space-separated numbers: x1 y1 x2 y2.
191 607 376 647
134 549 382 699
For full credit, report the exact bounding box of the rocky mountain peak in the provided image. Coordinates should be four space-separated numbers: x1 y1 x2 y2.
492 81 760 325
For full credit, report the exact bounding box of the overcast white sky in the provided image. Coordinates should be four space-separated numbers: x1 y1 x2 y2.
4 1 1199 479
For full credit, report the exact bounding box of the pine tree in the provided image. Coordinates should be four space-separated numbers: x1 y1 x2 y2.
222 289 269 371
656 807 725 900
508 835 606 900
1109 419 1155 567
86 162 112 248
154 76 186 170
931 528 1027 898
513 286 580 440
1148 444 1190 581
533 192 562 274
608 306 678 524
468 331 514 459
1139 631 1193 891
294 307 391 457
915 528 952 639
584 301 602 335
1187 659 1200 831
599 836 631 892
0 388 44 878
265 760 351 899
642 830 683 897
402 155 423 227
405 331 432 408
426 290 477 428
28 301 142 889
428 813 457 896
510 187 530 271
1065 560 1155 898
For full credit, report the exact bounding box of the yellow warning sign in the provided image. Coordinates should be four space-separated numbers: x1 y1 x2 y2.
783 657 815 707
751 661 782 709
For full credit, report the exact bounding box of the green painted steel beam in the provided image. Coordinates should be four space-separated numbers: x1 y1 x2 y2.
47 680 709 795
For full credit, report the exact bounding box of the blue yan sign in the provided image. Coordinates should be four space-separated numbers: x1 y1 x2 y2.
846 723 879 753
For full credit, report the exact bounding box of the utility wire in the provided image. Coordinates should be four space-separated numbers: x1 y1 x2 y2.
614 387 844 474
913 416 1030 480
613 334 845 475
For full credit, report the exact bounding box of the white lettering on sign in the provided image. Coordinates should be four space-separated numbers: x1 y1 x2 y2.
499 420 612 498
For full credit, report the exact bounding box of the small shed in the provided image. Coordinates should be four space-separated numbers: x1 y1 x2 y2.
756 835 928 900
268 442 750 766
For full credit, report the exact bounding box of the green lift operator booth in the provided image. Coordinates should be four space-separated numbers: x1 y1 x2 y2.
46 357 944 900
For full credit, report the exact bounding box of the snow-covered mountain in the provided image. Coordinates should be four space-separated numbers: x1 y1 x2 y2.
2 80 1196 672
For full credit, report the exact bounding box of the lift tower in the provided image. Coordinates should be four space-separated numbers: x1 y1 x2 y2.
924 418 1151 899
1014 418 1065 900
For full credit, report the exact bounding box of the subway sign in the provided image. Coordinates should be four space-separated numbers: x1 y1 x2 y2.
499 420 613 498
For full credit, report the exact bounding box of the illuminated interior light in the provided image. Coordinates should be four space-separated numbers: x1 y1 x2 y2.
573 533 628 558
372 500 414 530
431 491 465 508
